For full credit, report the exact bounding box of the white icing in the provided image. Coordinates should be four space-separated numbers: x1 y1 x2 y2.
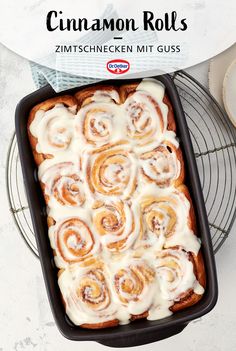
154 249 199 301
93 89 121 104
30 104 76 154
58 249 204 325
49 215 101 268
30 79 204 326
93 200 140 252
76 102 125 147
58 263 128 325
140 144 181 186
110 258 157 315
85 143 138 201
135 185 201 255
39 158 85 208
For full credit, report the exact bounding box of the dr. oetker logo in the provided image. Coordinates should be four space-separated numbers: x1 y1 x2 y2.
106 59 130 74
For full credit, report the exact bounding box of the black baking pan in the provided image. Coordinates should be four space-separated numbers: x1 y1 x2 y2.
15 74 218 347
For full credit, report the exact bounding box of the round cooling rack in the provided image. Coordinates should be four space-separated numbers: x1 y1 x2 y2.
6 134 38 257
6 71 236 258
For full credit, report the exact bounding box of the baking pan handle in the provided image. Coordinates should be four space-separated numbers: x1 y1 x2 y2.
98 323 187 348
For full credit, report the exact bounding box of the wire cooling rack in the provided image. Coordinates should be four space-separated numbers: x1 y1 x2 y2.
6 71 236 258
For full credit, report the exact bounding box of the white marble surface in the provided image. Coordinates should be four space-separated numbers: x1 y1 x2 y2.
0 43 236 351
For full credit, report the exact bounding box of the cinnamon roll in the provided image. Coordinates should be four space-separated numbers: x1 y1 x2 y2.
75 86 124 147
113 261 155 303
112 260 156 318
28 96 78 165
38 161 85 207
139 185 199 254
124 91 164 146
121 81 176 148
153 248 205 312
58 261 120 328
76 102 121 147
140 141 184 188
49 217 99 268
93 200 141 252
86 143 138 199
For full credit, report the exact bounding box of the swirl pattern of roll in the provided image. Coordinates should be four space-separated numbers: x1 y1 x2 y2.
93 200 142 252
86 143 137 199
154 248 205 311
77 104 116 146
139 185 199 254
39 161 85 207
124 92 164 145
75 86 121 147
112 260 156 318
121 82 176 148
140 141 184 188
58 261 119 328
28 96 78 164
49 217 99 268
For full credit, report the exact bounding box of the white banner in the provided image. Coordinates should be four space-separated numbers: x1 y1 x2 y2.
0 0 235 77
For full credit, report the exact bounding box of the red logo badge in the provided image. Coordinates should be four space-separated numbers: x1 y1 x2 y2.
106 59 130 74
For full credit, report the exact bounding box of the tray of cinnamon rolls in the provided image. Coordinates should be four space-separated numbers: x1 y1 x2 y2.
15 75 218 347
